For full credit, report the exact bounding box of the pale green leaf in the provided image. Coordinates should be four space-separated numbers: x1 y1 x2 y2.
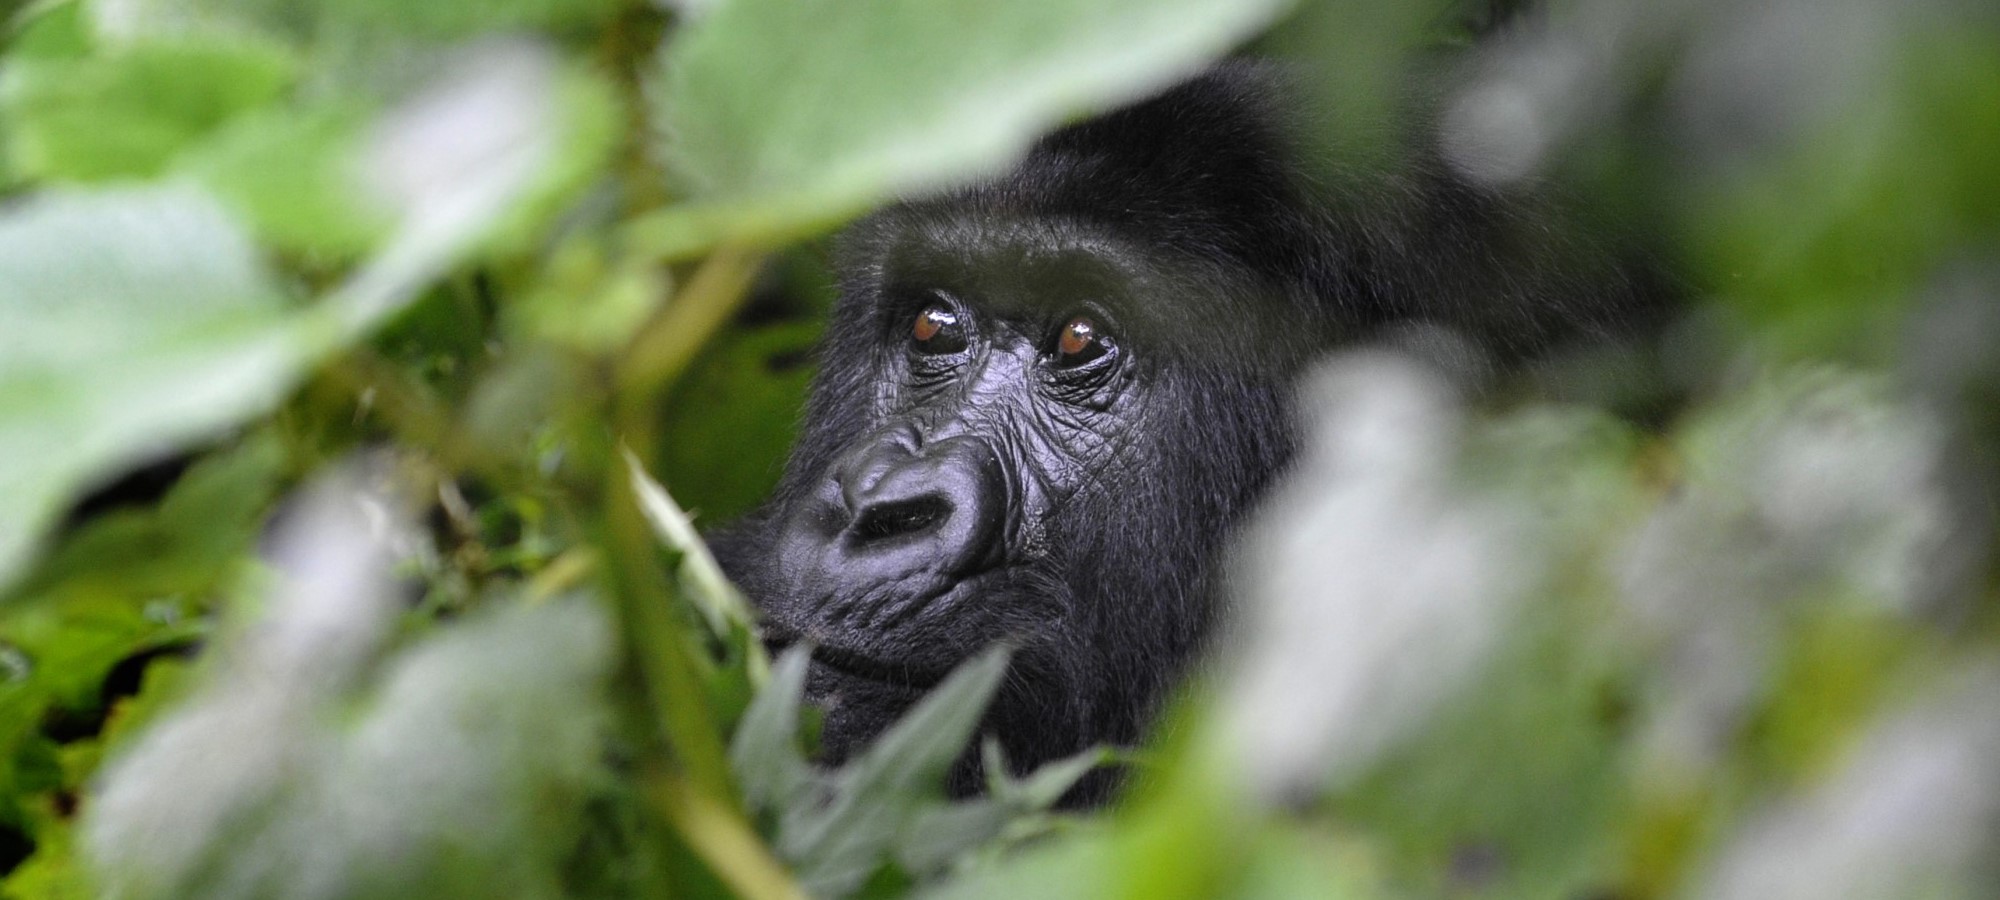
729 646 814 815
0 38 296 181
0 187 297 590
645 0 1295 254
625 448 759 639
0 45 571 590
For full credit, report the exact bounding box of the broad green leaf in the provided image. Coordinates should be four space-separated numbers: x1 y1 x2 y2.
11 434 284 602
480 63 623 258
7 0 92 62
2 822 91 899
0 187 298 590
0 38 295 181
0 44 570 589
182 51 615 260
83 471 613 900
644 0 1295 255
915 826 1116 900
175 103 393 257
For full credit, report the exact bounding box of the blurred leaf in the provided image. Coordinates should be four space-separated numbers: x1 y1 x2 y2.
897 802 1014 878
770 648 1014 896
475 62 622 258
0 37 295 181
511 239 670 352
730 647 814 816
1225 827 1383 900
1 45 573 589
626 451 760 643
1694 32 2000 359
0 187 296 591
312 40 568 336
175 102 393 257
13 434 285 601
641 0 1296 256
6 0 91 61
983 740 1104 812
88 598 615 900
914 826 1116 900
1332 593 1632 898
319 0 620 37
84 468 615 899
2 822 91 899
734 649 1105 896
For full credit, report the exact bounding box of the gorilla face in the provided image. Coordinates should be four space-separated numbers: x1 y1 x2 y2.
763 234 1158 683
752 212 1303 770
711 63 1669 796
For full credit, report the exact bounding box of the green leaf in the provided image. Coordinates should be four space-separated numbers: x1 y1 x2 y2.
825 647 1010 821
320 0 621 38
896 800 1012 876
89 597 615 900
0 187 297 589
775 647 1011 896
984 740 1105 812
644 0 1295 255
914 825 1117 900
729 646 814 815
2 820 92 900
12 434 285 601
174 102 393 257
6 0 92 62
0 46 573 590
626 450 761 642
0 37 296 181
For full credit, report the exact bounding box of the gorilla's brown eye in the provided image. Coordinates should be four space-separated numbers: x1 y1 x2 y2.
1054 316 1109 365
910 304 965 353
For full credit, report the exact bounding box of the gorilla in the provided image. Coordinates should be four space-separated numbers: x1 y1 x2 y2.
712 62 1665 797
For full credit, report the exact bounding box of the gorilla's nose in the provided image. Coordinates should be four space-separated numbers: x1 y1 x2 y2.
834 437 1004 579
850 486 951 543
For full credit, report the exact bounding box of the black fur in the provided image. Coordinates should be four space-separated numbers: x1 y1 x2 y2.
712 62 1665 800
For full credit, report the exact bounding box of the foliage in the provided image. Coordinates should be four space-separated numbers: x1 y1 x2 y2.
0 0 1996 898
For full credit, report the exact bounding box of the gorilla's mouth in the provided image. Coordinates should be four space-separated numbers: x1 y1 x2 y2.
761 625 950 690
813 644 950 689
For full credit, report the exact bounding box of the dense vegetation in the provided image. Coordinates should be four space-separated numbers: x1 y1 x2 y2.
2 0 1998 897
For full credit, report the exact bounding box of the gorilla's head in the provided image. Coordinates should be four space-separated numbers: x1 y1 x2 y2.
712 63 1666 796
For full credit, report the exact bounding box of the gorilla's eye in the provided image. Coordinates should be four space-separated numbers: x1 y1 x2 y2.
910 304 967 354
1052 316 1111 367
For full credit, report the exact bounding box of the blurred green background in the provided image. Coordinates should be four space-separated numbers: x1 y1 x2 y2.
0 0 1998 897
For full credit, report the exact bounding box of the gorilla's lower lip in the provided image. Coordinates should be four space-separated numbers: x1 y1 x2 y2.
810 644 949 689
761 627 950 689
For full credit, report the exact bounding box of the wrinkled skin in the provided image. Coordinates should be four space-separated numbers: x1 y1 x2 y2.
711 63 1667 799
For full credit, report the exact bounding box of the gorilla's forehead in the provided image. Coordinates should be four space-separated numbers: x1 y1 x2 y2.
882 215 1147 312
858 206 1286 352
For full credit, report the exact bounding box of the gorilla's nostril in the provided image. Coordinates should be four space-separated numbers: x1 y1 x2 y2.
851 496 951 542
